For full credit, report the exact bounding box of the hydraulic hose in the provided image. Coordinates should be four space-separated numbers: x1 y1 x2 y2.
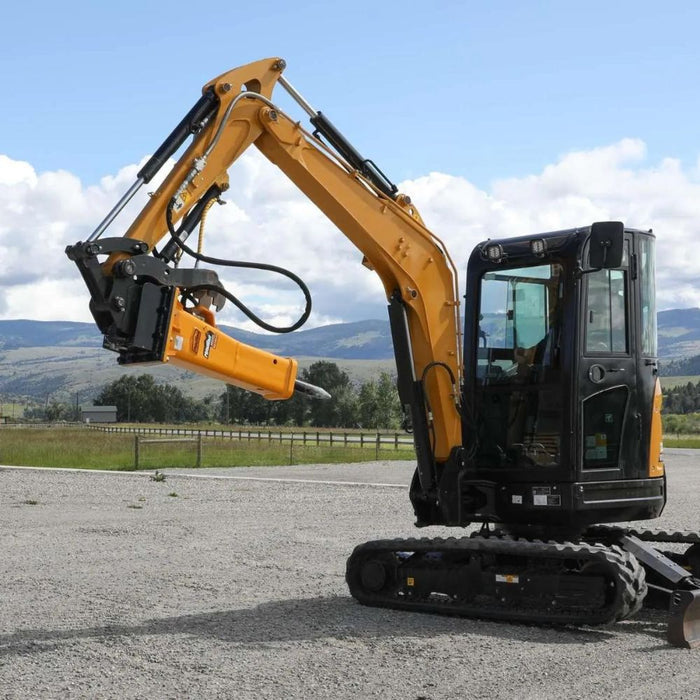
166 199 312 333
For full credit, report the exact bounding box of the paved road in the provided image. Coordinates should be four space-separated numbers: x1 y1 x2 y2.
1 451 699 699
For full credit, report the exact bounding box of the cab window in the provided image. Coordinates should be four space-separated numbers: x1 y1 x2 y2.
585 268 628 354
477 263 564 384
639 236 657 356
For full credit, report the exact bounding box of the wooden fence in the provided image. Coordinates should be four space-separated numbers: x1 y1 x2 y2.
134 434 203 469
88 424 414 450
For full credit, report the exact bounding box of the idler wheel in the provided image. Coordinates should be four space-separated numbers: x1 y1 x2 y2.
360 558 389 592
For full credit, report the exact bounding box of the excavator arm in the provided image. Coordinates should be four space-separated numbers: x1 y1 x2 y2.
66 57 463 498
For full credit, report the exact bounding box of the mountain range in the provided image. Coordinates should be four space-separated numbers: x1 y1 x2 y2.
0 318 393 359
1 309 700 403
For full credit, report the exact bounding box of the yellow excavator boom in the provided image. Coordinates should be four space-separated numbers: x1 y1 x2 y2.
75 57 462 463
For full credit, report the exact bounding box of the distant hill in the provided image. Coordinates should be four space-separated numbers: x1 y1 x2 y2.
0 320 102 350
218 320 394 360
659 355 700 377
657 308 700 358
2 307 700 403
0 318 394 359
3 308 695 358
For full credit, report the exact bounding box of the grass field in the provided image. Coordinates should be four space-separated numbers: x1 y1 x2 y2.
0 427 415 470
660 375 700 390
663 436 700 448
2 422 697 472
0 403 23 420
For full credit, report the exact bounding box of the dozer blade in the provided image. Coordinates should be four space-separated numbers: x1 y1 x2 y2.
667 588 700 649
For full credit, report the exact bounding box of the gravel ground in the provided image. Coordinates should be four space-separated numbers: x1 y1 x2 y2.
1 451 699 699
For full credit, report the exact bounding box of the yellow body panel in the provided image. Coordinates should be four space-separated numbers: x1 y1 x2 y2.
649 377 665 477
163 298 297 400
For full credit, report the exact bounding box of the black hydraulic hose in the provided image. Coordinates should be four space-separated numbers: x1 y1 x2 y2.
166 199 312 333
420 361 461 418
160 185 224 263
420 361 457 387
180 283 308 334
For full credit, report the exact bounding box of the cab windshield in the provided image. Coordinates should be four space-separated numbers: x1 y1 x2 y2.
474 262 565 469
477 263 564 385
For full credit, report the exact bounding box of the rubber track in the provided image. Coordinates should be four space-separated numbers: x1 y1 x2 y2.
346 535 646 626
585 525 700 545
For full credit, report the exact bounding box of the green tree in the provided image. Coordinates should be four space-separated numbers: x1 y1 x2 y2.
357 373 401 429
45 401 70 422
358 380 379 428
95 375 152 422
96 374 206 423
302 361 356 427
374 372 401 429
663 413 684 436
662 380 700 415
219 385 284 425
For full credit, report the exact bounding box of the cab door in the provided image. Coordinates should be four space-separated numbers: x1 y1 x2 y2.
577 238 638 480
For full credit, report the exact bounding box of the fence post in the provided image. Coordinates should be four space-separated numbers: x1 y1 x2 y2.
317 431 320 446
360 433 364 448
395 432 399 449
134 435 140 470
303 431 307 446
196 434 203 468
330 432 333 446
376 433 380 460
289 433 294 465
344 432 348 447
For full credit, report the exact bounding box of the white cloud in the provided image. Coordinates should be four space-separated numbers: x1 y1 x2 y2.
0 155 37 187
406 139 700 310
1 140 700 328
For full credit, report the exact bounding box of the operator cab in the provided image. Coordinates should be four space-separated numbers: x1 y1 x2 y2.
457 222 664 534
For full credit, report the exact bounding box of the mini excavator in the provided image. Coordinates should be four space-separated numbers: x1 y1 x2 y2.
66 58 700 647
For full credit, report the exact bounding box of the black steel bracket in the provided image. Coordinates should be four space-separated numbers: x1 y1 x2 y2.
65 238 224 363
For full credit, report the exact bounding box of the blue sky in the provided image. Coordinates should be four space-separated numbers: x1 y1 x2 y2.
4 1 699 188
2 1 700 325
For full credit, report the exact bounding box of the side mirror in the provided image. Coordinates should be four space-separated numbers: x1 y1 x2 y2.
589 221 624 269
